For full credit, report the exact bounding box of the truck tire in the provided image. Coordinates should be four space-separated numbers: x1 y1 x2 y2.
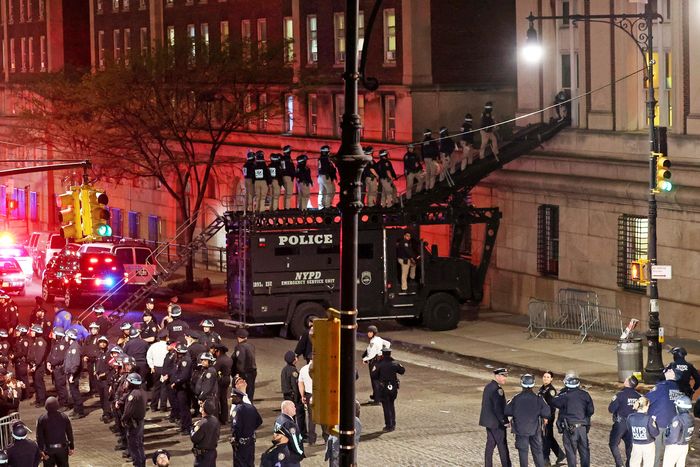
41 282 54 303
290 302 325 339
64 289 79 308
423 293 460 331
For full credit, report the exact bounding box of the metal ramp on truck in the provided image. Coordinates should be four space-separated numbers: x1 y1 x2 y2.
77 214 227 327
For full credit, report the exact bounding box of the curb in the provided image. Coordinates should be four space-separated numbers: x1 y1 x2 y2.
386 337 624 392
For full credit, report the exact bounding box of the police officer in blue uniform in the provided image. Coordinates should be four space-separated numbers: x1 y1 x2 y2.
124 327 149 384
317 145 337 209
371 346 405 431
93 305 111 336
94 335 113 422
211 343 233 424
504 374 550 467
191 399 220 467
552 375 594 467
64 329 86 419
200 320 221 348
122 373 147 467
28 324 47 407
665 346 700 398
274 400 304 463
663 395 694 464
648 367 683 466
626 396 658 464
280 145 296 210
538 371 565 465
268 153 284 211
261 424 298 467
295 155 313 210
172 343 193 435
46 327 69 410
243 151 256 211
374 150 398 208
6 421 41 466
403 144 424 199
166 305 189 344
479 368 512 467
608 375 641 467
230 387 263 467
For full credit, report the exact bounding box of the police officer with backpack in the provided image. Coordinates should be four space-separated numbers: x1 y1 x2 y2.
608 375 641 467
663 395 694 466
552 375 594 467
268 153 284 211
375 150 397 208
253 151 271 212
421 129 439 189
295 155 312 210
317 145 337 209
280 145 296 209
242 151 256 211
665 347 700 398
505 374 550 467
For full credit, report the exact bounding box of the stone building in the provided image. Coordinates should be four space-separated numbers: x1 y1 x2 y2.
477 0 700 337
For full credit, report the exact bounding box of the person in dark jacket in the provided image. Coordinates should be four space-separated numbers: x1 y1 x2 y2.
459 113 476 169
36 397 74 466
165 305 189 344
235 329 257 401
370 346 405 432
268 153 284 211
479 101 500 161
665 346 700 398
6 421 41 467
123 373 147 467
46 327 69 409
211 343 233 424
375 150 397 207
361 147 379 207
438 126 456 177
28 324 47 407
252 150 271 212
191 399 220 467
281 351 300 403
317 145 338 209
94 336 113 422
273 401 304 464
421 129 439 189
123 328 149 384
403 144 424 199
608 375 641 467
626 396 659 466
648 367 682 466
64 329 85 419
396 231 420 292
172 344 193 435
504 374 550 467
662 395 694 465
280 145 296 210
295 155 312 210
230 388 263 467
479 367 511 467
195 352 219 407
140 310 159 344
294 318 313 363
243 151 255 211
538 371 565 465
552 375 595 467
83 323 101 397
261 423 299 467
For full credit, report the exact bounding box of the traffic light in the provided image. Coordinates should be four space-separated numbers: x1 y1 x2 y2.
7 199 16 210
655 153 672 192
80 185 111 238
310 311 340 426
57 188 82 239
630 258 650 285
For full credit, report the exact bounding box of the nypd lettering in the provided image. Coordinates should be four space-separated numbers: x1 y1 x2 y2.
277 234 333 246
631 426 648 440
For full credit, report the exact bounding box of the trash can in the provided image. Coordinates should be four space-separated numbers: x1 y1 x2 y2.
617 338 643 382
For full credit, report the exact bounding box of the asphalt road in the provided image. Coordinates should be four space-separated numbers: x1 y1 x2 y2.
8 280 700 466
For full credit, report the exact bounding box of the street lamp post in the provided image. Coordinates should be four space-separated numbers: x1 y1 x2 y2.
525 4 664 382
334 1 371 465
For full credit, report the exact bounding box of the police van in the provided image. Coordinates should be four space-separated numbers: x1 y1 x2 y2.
225 206 499 338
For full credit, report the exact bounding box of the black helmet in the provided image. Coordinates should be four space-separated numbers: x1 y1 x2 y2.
296 154 308 163
246 151 255 161
423 129 432 136
520 374 535 388
670 346 688 358
484 101 494 111
464 113 473 121
627 375 639 389
379 149 389 158
282 145 292 155
270 153 281 161
320 145 330 155
439 127 448 135
564 376 581 388
0 449 7 464
363 146 374 156
11 422 29 440
255 150 265 161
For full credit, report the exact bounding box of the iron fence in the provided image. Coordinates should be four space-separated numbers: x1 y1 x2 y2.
0 412 20 450
528 297 624 343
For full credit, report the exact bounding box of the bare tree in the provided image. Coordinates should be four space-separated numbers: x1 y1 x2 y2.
20 41 294 285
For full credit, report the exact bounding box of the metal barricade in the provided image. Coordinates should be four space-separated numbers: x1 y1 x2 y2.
0 412 20 450
528 298 624 343
580 303 624 342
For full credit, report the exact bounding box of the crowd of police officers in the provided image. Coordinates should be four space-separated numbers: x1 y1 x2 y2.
480 346 699 467
242 101 501 212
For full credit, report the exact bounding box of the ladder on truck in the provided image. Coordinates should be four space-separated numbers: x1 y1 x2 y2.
77 213 227 327
224 214 250 323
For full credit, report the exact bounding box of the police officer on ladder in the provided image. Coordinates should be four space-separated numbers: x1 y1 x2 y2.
375 150 397 208
421 129 439 189
608 375 641 467
504 374 550 467
552 375 594 467
479 367 511 467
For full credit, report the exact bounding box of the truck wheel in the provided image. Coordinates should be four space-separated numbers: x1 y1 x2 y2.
423 293 460 331
64 289 78 308
41 282 54 303
290 302 325 339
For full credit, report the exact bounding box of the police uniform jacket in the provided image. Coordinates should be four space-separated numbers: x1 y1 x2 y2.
13 335 30 360
95 348 111 380
396 239 419 261
318 155 338 181
253 160 272 184
6 438 41 466
63 341 82 376
195 366 218 401
666 358 700 396
140 320 159 343
28 337 47 366
191 415 220 451
83 335 101 361
235 342 257 374
122 388 147 425
53 310 72 331
0 338 9 362
281 154 296 178
375 158 397 181
261 443 299 467
281 363 300 401
37 410 74 451
214 353 233 388
47 339 67 368
361 162 377 181
167 319 189 344
403 151 422 174
479 380 507 429
294 330 312 362
665 412 694 445
460 121 475 144
295 164 312 186
552 387 594 425
608 387 641 423
537 383 558 420
627 412 659 444
269 158 284 183
243 158 255 180
123 337 149 366
173 355 193 388
481 113 496 133
370 356 405 396
231 401 262 441
187 342 207 365
162 349 178 380
201 331 221 348
647 380 681 429
96 316 111 337
504 389 551 436
439 135 456 155
274 413 304 461
421 138 439 160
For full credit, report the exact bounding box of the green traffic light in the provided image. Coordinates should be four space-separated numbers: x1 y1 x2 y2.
97 224 112 237
659 180 673 192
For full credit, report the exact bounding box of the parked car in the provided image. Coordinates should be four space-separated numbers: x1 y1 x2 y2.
0 257 26 296
31 233 67 278
78 241 156 287
0 245 33 281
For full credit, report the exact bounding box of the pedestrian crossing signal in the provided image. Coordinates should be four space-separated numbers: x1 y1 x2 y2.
310 311 340 426
630 259 650 285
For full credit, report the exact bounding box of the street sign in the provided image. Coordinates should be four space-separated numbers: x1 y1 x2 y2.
651 265 672 280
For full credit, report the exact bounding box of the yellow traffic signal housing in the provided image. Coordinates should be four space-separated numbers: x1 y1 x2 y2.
57 189 82 240
310 311 340 427
655 153 672 193
80 185 111 238
630 258 650 285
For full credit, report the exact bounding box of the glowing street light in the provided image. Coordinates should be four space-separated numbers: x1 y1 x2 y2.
522 21 543 63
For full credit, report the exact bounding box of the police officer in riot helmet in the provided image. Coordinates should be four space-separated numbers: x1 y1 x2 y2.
166 305 189 344
295 155 313 210
662 395 694 464
6 421 40 465
122 373 147 467
552 375 594 467
243 151 256 211
608 375 641 467
504 374 550 467
280 145 296 210
268 153 284 211
665 346 700 398
317 145 337 209
252 151 271 212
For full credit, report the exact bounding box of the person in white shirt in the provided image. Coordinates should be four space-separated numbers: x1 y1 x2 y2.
298 360 320 444
146 330 169 411
362 325 386 404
